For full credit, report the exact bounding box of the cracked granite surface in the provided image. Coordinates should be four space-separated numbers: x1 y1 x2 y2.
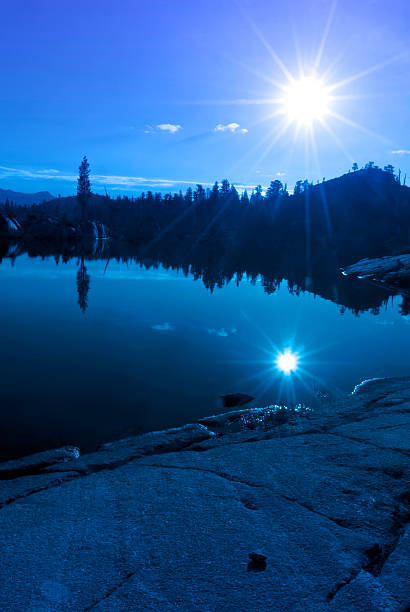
0 377 409 610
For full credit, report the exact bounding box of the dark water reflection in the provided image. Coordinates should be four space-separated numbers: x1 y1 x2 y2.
1 244 410 461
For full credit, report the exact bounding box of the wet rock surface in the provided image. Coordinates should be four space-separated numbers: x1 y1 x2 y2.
0 378 409 610
0 445 80 480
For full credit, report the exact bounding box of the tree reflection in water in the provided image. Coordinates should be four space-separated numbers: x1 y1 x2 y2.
76 256 90 313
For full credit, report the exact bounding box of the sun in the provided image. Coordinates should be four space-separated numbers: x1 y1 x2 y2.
280 75 331 127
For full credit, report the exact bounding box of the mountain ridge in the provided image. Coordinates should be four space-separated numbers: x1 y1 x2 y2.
0 187 55 206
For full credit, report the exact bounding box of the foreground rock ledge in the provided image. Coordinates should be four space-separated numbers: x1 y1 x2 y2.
0 378 409 611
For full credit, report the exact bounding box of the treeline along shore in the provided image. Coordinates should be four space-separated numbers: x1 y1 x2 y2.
1 162 410 301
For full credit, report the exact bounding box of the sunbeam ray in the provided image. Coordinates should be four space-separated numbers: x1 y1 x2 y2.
240 10 294 83
179 97 282 107
320 35 358 82
314 0 338 70
328 52 407 92
292 26 304 77
328 110 391 143
249 119 293 174
221 53 288 90
228 122 283 177
319 118 354 164
308 129 334 237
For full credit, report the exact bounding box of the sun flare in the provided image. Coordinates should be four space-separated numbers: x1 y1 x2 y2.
276 350 298 375
280 75 331 126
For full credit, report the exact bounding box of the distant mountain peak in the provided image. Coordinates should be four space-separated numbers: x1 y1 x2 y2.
0 188 55 206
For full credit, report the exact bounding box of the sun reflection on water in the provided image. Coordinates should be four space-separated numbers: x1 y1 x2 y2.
276 350 298 375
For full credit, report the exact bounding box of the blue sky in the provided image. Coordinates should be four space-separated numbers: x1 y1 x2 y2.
1 0 410 196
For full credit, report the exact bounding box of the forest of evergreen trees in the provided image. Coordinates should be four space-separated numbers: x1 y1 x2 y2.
1 160 410 315
2 160 410 271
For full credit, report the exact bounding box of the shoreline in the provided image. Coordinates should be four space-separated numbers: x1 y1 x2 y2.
0 377 394 472
0 376 409 610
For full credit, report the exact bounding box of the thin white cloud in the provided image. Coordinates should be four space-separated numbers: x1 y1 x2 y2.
214 123 248 134
234 184 259 192
0 165 76 182
276 172 286 177
0 165 211 189
156 123 182 133
391 150 410 155
214 122 239 132
0 165 258 192
94 174 214 189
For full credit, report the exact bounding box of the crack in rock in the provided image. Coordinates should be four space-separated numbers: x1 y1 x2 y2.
327 431 410 456
83 571 135 611
138 462 363 532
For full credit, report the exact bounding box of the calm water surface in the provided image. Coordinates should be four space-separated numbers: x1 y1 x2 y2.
1 254 410 460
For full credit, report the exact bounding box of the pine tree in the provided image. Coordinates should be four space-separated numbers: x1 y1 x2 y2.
266 180 283 200
220 179 230 194
211 182 219 201
77 155 91 221
184 187 193 203
193 184 205 202
241 190 250 205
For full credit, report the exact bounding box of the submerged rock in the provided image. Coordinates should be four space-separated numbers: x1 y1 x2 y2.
221 393 254 408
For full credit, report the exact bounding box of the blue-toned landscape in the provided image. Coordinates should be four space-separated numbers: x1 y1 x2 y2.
1 0 410 610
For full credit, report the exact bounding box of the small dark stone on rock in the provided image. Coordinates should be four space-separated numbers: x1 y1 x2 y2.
364 543 384 572
248 551 267 572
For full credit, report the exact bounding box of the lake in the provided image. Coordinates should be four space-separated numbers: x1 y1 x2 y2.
1 252 410 461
